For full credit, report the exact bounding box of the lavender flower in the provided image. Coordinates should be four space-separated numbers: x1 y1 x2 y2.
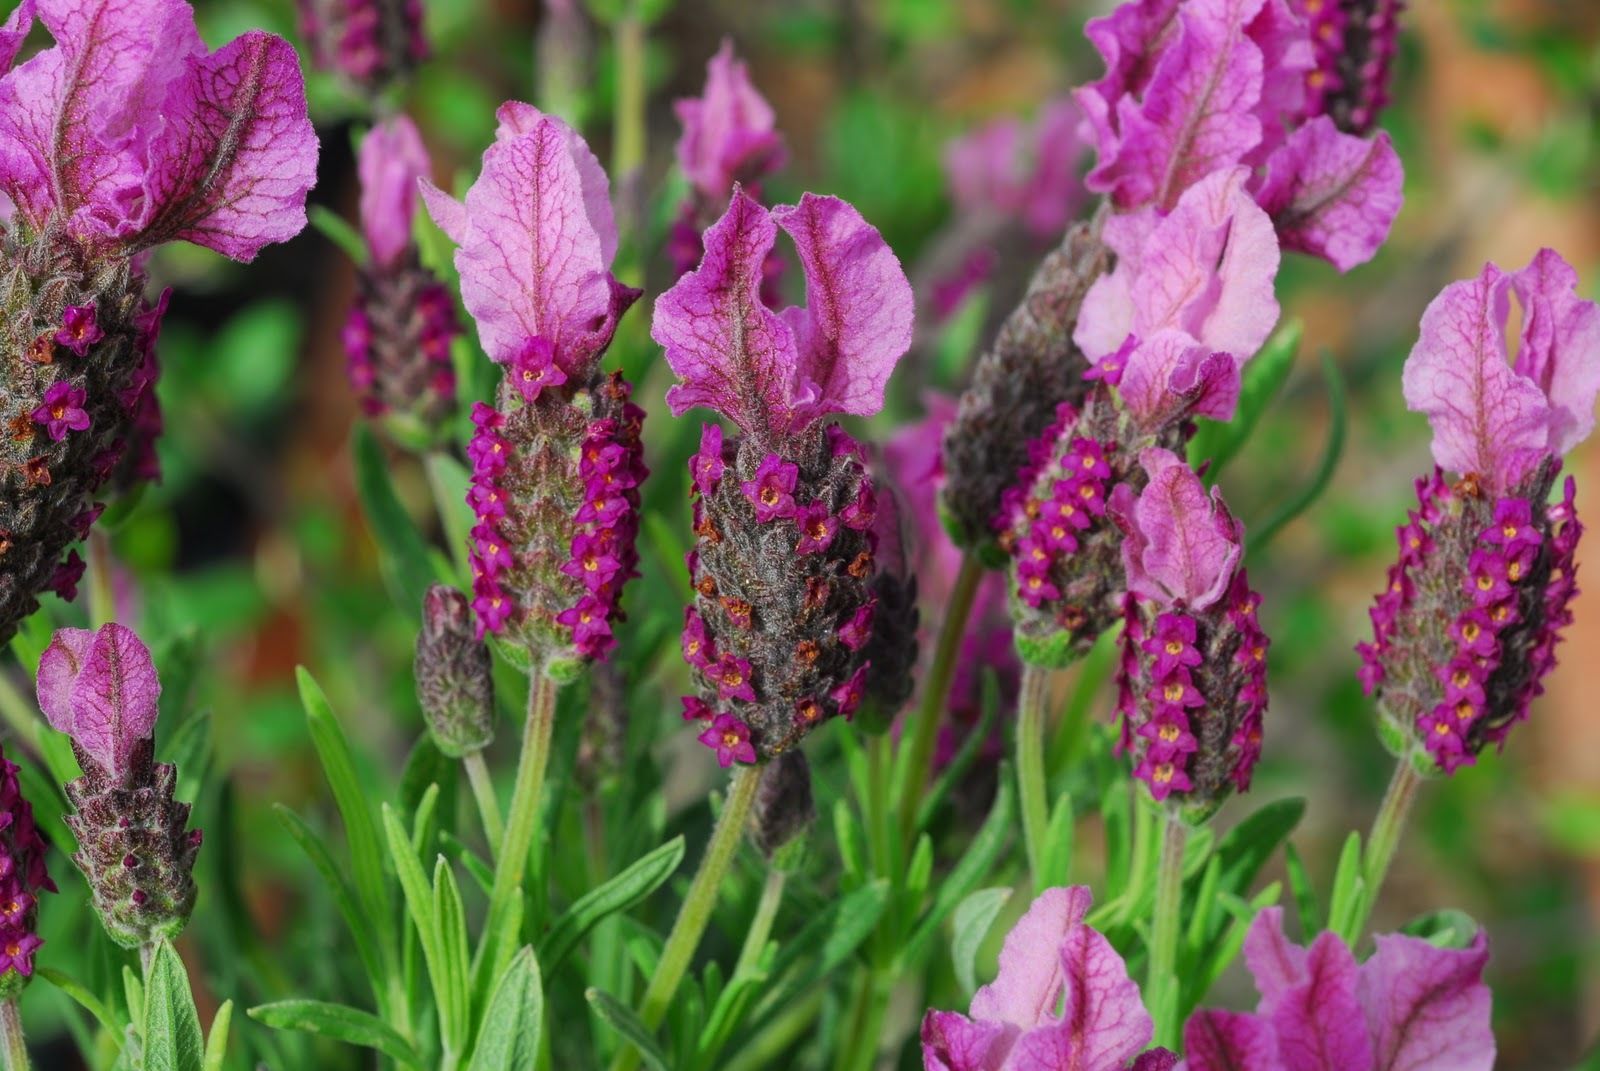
297 0 426 96
655 189 913 763
38 624 202 948
1294 0 1404 135
921 886 1177 1071
668 40 786 302
1108 450 1268 811
0 0 316 646
1178 908 1494 1071
1360 250 1598 774
423 104 644 675
0 746 55 995
345 115 459 436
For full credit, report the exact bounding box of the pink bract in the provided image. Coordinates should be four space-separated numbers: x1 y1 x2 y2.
36 623 162 784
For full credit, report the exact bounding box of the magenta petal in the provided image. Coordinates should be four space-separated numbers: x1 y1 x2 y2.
675 38 785 200
130 30 317 260
1357 931 1494 1071
38 624 160 781
1093 0 1265 211
1118 448 1242 611
971 886 1093 1028
1508 247 1600 458
1242 908 1308 1004
655 189 801 436
1118 329 1241 426
35 627 96 735
1262 932 1373 1071
1182 1009 1283 1071
0 0 35 73
772 193 914 426
1401 262 1552 493
921 1010 1007 1071
455 107 616 368
1008 910 1154 1071
419 178 468 244
359 114 430 267
1255 118 1403 273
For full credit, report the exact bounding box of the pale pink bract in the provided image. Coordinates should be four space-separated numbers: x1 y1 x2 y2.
36 623 161 784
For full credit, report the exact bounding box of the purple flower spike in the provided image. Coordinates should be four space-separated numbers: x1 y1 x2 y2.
922 886 1172 1071
37 623 161 785
1113 448 1242 610
1180 908 1495 1071
358 114 430 269
674 39 786 202
0 743 55 994
656 189 913 443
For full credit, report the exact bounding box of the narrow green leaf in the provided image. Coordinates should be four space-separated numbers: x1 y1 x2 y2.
587 987 670 1071
248 1000 422 1067
123 966 144 1031
353 423 438 615
1283 842 1322 938
424 452 475 579
1326 831 1365 941
904 834 934 905
756 880 890 1022
914 674 999 832
201 1001 232 1071
1038 792 1075 889
309 205 369 266
434 857 472 1050
440 831 494 896
272 806 387 1001
143 941 205 1071
467 947 544 1071
163 710 211 809
833 798 865 885
38 966 121 1034
906 772 1016 965
950 888 1012 996
1250 350 1346 552
537 836 686 975
1203 797 1306 901
382 805 449 1041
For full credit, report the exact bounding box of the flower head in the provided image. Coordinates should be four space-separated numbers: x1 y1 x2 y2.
655 189 914 445
921 886 1174 1071
1181 908 1494 1071
674 39 786 202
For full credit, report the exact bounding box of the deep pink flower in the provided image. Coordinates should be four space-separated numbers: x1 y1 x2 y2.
31 381 91 441
829 662 869 718
922 886 1172 1071
49 550 85 600
1110 448 1242 610
697 713 757 767
0 0 317 261
358 113 430 268
741 454 800 521
421 103 635 375
691 423 726 496
508 335 568 401
681 608 715 669
556 595 614 655
1178 908 1495 1071
708 653 758 703
54 305 103 356
1402 248 1600 494
674 39 786 201
837 602 875 651
655 189 913 441
562 531 623 592
37 624 161 783
795 502 839 555
1253 116 1403 272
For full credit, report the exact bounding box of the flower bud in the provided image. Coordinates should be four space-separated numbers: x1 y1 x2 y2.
415 584 494 757
296 0 426 96
750 750 815 865
39 625 200 948
0 746 55 996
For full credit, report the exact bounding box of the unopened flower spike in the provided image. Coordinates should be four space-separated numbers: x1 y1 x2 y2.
344 115 460 440
38 624 202 948
0 0 317 646
423 103 645 678
1181 907 1494 1071
655 188 913 763
668 39 787 302
1108 450 1268 818
921 886 1177 1071
297 0 427 97
1361 249 1598 775
415 584 494 757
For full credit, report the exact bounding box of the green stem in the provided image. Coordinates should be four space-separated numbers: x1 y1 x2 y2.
1347 756 1423 944
608 767 760 1071
1148 813 1188 1049
896 555 984 843
0 1000 28 1071
483 673 558 948
86 530 114 628
834 969 892 1071
732 867 786 982
721 990 825 1071
462 751 504 858
1017 665 1052 892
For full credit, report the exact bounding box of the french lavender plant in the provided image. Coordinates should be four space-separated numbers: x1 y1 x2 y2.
0 0 316 646
37 624 201 951
667 40 786 296
297 0 425 97
422 104 644 677
343 115 460 439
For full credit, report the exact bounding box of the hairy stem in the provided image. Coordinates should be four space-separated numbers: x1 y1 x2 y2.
1347 756 1424 944
608 766 760 1071
896 555 983 843
0 1000 28 1071
462 751 504 858
1017 664 1052 892
1148 814 1188 1049
483 673 558 947
733 867 787 982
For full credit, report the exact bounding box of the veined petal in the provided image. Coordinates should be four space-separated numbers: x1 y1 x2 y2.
1508 247 1600 458
921 1010 1008 1071
1401 262 1551 493
655 189 802 437
1255 118 1403 273
1263 932 1374 1071
1358 930 1494 1071
1181 1009 1284 1071
772 192 914 426
37 624 161 782
1114 447 1242 611
359 114 430 267
674 38 785 200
